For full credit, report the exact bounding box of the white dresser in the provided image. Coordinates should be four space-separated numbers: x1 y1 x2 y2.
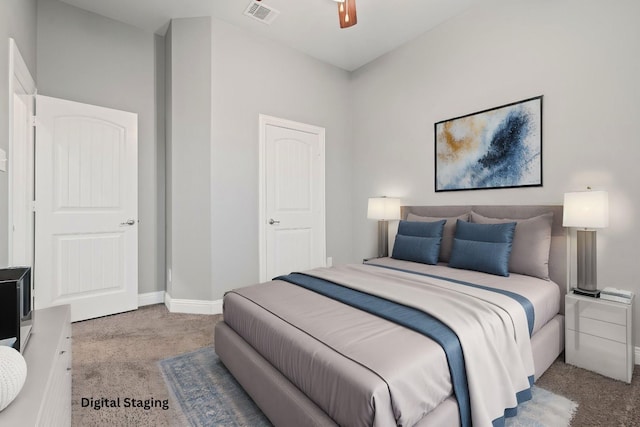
0 305 72 426
565 293 634 383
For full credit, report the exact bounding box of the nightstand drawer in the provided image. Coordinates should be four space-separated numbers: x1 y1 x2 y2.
572 316 627 343
566 296 627 326
565 330 629 382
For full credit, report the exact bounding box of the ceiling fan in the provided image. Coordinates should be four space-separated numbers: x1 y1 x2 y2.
333 0 357 28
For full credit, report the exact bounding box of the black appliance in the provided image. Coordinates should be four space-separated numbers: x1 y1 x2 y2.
0 267 33 353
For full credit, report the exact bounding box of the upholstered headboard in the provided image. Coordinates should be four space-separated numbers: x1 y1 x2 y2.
398 205 568 298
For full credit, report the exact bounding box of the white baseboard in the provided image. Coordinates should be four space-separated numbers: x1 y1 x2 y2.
164 292 222 315
636 346 640 365
138 291 165 307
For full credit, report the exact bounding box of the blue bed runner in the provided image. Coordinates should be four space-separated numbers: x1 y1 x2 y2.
275 272 472 427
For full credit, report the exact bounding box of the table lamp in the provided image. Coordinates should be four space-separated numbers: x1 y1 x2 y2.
367 197 400 258
563 189 609 294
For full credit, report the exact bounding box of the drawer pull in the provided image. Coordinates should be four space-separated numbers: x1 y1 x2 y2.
60 350 66 355
67 367 72 371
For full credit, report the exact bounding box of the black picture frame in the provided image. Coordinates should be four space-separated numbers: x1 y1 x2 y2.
434 95 543 192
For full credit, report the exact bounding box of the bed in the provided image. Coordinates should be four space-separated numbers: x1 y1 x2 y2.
215 205 567 427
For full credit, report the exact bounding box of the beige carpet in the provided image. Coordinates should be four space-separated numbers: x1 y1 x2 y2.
72 304 219 427
537 358 640 426
72 304 640 426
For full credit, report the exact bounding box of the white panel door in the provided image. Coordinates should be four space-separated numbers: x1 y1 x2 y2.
10 92 34 267
9 38 36 269
260 115 326 281
35 95 138 322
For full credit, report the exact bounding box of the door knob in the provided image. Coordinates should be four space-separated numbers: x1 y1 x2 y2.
120 219 136 226
268 218 280 225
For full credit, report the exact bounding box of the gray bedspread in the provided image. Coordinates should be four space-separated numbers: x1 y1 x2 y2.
222 260 560 427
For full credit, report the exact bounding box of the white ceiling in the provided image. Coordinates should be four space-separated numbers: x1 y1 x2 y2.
58 0 481 71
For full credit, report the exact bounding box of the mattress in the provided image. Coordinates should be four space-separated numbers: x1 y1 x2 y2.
222 259 562 427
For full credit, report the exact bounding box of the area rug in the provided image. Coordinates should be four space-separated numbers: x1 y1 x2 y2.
505 385 577 427
159 347 271 427
159 347 577 427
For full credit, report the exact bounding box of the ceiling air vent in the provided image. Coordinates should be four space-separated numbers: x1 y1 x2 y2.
243 1 280 25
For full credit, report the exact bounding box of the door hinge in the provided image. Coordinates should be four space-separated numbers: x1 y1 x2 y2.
30 116 37 127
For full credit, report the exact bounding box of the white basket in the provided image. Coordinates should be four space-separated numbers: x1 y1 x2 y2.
0 346 27 411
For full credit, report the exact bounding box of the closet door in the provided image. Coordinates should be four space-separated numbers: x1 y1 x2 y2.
35 95 138 322
259 115 326 281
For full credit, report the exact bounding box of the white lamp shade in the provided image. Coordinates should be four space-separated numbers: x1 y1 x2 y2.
367 197 401 220
563 190 609 228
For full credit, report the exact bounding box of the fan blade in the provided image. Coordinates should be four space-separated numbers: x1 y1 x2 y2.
338 0 357 28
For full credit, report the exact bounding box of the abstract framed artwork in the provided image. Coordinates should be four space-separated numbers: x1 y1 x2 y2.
435 96 542 192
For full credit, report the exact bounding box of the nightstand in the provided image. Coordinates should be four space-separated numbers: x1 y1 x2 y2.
565 293 634 383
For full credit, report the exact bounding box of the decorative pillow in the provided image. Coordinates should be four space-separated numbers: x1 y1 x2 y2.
471 211 553 280
449 220 516 277
392 220 446 265
406 213 469 263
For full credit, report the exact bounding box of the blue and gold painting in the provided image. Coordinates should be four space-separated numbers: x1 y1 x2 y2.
435 96 542 192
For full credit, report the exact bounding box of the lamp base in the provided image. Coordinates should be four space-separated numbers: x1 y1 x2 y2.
377 220 389 258
572 287 601 298
576 229 598 291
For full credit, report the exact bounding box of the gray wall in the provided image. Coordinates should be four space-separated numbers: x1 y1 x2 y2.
351 0 640 341
164 24 173 297
0 0 37 266
31 3 353 303
209 18 353 299
0 0 355 300
154 33 166 296
165 18 212 300
164 16 353 301
36 0 165 294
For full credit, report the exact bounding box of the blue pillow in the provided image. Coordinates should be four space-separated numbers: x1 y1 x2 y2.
392 220 445 265
397 219 446 238
449 220 516 276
